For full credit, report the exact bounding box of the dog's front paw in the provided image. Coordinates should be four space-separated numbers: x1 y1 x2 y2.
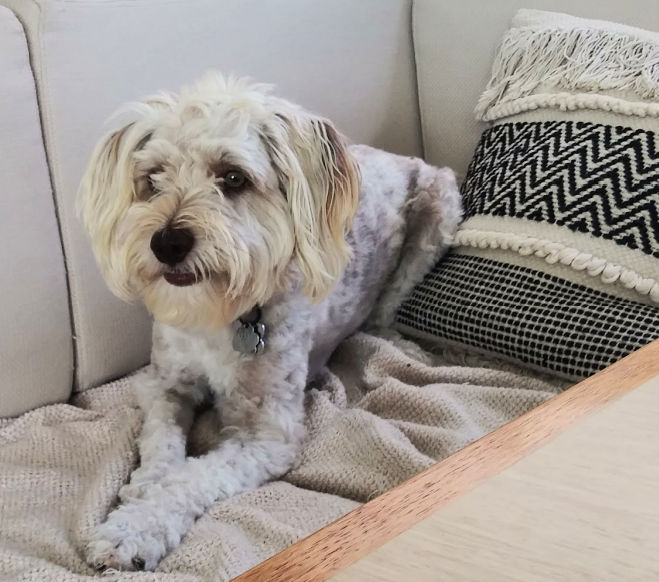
87 497 187 571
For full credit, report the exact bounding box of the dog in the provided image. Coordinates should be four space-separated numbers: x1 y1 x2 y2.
78 72 462 571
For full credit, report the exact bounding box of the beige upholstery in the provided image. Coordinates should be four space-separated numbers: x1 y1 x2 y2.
0 6 72 416
3 0 422 391
414 0 659 175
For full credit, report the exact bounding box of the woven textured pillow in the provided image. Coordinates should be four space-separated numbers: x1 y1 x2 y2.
397 9 659 381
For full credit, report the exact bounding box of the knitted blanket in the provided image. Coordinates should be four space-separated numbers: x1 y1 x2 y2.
0 332 566 581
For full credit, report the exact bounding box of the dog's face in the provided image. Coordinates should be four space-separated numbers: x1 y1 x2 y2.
78 74 359 330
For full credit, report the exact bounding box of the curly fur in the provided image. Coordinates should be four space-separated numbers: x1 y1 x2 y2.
78 72 462 571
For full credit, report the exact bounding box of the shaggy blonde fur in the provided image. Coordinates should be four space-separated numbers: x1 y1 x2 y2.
77 73 462 571
79 74 359 329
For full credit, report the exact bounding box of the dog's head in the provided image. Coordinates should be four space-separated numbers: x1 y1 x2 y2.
78 73 359 330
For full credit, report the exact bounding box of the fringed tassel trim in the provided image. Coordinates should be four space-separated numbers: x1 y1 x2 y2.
476 26 659 121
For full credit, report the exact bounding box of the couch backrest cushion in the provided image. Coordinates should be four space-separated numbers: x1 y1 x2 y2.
3 0 422 390
0 6 73 416
414 0 659 176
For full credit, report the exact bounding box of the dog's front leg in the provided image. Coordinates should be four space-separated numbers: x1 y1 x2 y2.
118 367 199 500
86 366 201 571
86 340 309 571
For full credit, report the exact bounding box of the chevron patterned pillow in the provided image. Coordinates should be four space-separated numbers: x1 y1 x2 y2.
397 9 659 381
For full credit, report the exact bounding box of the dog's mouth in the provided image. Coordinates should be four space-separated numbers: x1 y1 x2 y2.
163 271 198 287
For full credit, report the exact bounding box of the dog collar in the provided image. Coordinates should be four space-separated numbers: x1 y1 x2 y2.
233 306 266 355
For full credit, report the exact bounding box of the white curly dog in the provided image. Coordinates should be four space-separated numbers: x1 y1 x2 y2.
78 73 462 571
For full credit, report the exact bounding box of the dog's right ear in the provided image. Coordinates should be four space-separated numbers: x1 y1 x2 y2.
259 102 360 302
77 122 151 300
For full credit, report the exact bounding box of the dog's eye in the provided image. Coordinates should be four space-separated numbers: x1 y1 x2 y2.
223 170 247 190
142 175 159 200
143 167 164 198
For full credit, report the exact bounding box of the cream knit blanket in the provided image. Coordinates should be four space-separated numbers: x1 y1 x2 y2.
0 332 566 581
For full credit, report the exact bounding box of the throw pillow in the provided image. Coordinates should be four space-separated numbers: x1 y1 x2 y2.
397 9 659 381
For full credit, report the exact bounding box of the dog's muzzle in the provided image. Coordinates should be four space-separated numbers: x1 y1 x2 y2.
150 227 198 287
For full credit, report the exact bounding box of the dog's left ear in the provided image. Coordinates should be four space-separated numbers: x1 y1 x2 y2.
262 105 360 301
77 121 153 300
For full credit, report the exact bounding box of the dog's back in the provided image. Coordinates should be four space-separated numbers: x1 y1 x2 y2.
307 145 463 376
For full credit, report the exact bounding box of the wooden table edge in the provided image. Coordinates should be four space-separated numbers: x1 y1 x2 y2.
232 339 659 582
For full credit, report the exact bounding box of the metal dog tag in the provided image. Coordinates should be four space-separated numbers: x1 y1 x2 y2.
233 308 266 355
233 325 259 354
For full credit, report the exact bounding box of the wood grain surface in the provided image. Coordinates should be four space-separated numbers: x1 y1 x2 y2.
332 371 659 581
232 339 659 582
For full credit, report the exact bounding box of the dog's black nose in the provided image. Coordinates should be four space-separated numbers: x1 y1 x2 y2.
150 227 195 266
